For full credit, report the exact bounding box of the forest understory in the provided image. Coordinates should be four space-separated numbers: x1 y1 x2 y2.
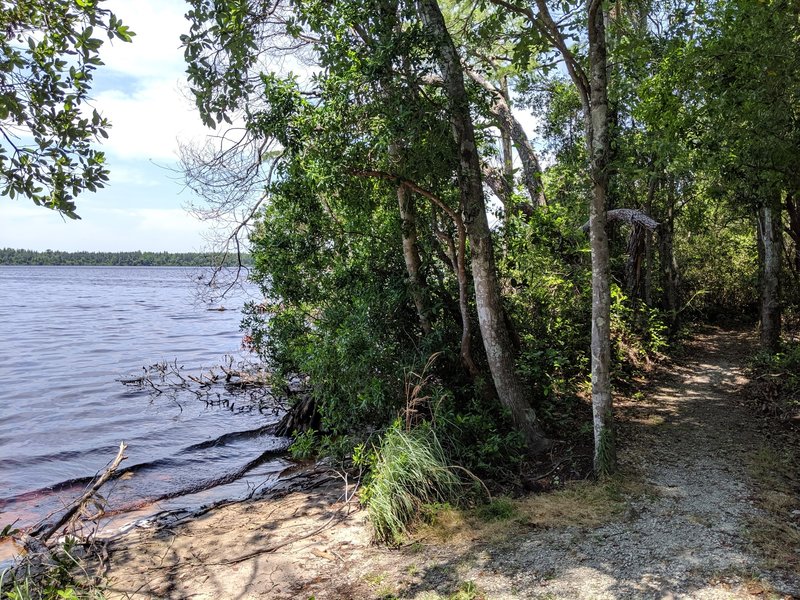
98 325 800 600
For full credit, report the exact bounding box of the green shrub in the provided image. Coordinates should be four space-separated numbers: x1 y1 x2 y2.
289 429 318 460
1 540 104 600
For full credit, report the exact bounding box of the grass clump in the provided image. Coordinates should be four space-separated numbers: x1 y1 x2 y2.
1 550 105 600
476 497 516 522
363 422 462 544
448 581 485 600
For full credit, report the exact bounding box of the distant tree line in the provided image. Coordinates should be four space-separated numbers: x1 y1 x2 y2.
0 248 251 267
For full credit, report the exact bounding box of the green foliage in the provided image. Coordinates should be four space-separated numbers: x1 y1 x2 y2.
0 523 19 539
363 422 463 544
186 0 800 490
0 0 133 217
676 211 760 318
500 207 591 399
609 284 668 369
750 341 800 411
430 390 526 479
752 343 800 381
289 429 318 460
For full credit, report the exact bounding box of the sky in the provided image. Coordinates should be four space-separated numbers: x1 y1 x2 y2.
0 0 214 252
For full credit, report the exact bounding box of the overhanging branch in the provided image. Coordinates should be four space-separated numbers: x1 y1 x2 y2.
580 208 660 234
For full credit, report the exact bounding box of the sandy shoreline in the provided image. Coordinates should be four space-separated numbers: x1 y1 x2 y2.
101 463 379 599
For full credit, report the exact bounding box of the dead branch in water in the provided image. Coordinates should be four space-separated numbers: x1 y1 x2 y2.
40 442 128 544
119 357 284 415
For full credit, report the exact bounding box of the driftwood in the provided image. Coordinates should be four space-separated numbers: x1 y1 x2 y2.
580 208 659 233
40 442 128 543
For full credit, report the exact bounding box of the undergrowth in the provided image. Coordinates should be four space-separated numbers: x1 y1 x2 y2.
0 540 105 600
747 341 800 425
744 440 800 574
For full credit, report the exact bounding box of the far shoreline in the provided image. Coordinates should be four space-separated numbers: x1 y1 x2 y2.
1 248 252 268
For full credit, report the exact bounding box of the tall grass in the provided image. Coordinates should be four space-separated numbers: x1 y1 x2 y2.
365 423 462 543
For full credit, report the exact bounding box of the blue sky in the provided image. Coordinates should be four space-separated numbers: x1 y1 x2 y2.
0 0 214 252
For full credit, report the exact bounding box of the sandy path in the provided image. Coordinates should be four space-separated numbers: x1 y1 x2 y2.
103 327 800 599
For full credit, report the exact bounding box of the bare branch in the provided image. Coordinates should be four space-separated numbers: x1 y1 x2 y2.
40 443 128 543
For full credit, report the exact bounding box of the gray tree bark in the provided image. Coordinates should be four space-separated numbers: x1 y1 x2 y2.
397 185 433 336
579 208 659 233
485 0 616 472
418 0 549 454
587 0 615 476
758 196 782 351
466 67 547 209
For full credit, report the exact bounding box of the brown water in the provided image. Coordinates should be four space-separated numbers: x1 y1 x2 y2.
0 266 288 560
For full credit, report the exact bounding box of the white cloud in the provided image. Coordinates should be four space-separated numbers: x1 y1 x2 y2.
102 0 188 79
86 0 212 162
0 203 210 252
108 165 161 187
95 80 206 161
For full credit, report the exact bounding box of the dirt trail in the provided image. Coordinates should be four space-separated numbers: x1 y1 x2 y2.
103 326 800 599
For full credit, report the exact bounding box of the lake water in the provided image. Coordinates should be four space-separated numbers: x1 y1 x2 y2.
0 266 289 552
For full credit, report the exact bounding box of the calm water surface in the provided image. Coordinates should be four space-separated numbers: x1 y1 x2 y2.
0 266 288 541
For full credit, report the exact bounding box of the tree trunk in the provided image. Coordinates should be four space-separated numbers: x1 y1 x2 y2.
658 181 679 334
626 224 646 300
418 0 549 454
758 195 782 351
587 0 615 476
397 185 432 335
432 211 480 376
500 76 515 190
466 68 547 209
786 191 800 275
644 176 657 306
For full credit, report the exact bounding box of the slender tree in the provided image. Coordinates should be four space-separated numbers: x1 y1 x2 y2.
418 0 550 453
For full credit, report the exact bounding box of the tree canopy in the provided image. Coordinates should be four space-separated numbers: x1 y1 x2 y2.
0 0 133 218
178 0 800 489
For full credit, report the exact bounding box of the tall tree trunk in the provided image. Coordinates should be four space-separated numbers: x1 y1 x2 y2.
484 0 616 473
659 181 679 334
787 192 800 275
418 0 549 454
587 0 615 476
643 175 657 306
397 185 432 335
500 76 515 190
758 194 782 351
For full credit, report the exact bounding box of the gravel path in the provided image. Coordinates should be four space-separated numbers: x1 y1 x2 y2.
449 326 798 599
